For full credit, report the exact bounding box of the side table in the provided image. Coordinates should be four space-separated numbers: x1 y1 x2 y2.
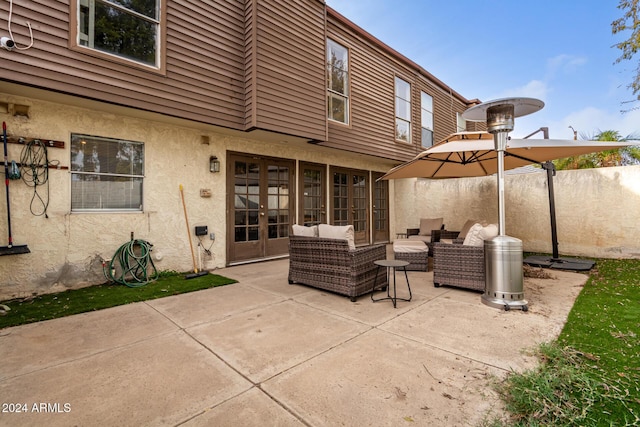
371 259 412 308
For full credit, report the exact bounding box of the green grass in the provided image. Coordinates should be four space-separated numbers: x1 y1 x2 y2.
0 271 237 329
492 258 640 426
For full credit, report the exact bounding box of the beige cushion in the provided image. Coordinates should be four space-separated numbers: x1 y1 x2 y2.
393 240 428 253
479 224 499 241
318 224 355 250
408 235 431 243
463 223 483 246
419 217 443 236
463 223 499 247
292 224 318 237
458 219 477 239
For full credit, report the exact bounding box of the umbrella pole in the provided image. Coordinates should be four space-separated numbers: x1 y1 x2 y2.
543 161 560 259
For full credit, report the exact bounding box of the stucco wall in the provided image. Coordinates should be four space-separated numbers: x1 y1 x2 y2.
13 92 637 300
0 93 394 299
392 165 640 259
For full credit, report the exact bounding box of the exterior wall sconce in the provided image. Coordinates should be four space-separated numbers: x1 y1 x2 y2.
209 155 220 173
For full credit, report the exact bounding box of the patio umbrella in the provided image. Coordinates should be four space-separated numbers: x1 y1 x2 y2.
380 131 637 180
380 130 639 270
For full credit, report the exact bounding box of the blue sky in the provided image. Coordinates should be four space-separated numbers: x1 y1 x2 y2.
327 0 640 140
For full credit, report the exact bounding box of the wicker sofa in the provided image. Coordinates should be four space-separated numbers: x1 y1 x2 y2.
432 241 485 292
288 235 387 301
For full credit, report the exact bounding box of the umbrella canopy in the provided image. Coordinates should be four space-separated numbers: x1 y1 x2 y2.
381 130 639 271
380 131 639 180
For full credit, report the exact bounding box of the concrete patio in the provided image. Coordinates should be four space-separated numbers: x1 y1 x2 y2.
0 257 587 426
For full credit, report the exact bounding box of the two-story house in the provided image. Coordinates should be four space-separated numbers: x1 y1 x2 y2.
0 0 483 297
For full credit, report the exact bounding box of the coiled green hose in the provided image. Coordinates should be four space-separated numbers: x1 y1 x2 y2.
104 239 158 287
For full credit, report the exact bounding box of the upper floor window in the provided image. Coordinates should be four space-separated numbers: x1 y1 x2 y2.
75 0 162 69
70 134 144 212
327 39 349 124
456 112 467 133
420 91 433 148
395 77 411 143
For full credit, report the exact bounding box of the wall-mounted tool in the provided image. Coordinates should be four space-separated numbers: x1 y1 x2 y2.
1 122 30 255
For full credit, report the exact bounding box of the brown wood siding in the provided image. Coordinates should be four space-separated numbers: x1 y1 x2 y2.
1 1 480 156
323 19 472 162
416 79 470 145
0 0 247 129
247 0 327 141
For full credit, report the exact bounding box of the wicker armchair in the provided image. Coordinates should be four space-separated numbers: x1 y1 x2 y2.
288 235 387 301
432 241 485 292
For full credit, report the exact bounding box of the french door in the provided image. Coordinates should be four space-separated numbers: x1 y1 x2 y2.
227 153 294 264
331 167 369 245
372 173 389 243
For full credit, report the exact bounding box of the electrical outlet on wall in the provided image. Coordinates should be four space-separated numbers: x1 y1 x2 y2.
209 233 215 241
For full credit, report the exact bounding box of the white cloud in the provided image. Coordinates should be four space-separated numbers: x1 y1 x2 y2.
547 106 640 140
562 107 640 136
494 80 550 103
546 54 587 77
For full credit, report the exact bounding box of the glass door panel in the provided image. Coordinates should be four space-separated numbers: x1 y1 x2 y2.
331 167 370 245
373 173 389 243
333 172 349 226
299 163 326 227
353 174 367 236
267 164 290 240
234 161 260 243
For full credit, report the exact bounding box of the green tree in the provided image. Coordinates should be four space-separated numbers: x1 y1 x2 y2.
612 0 640 109
553 130 640 170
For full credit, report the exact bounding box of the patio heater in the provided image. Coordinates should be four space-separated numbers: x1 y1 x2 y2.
463 97 544 311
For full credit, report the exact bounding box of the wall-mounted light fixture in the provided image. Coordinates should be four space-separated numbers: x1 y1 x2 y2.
209 155 220 173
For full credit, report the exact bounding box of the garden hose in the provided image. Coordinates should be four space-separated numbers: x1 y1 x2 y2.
103 239 158 287
19 138 50 217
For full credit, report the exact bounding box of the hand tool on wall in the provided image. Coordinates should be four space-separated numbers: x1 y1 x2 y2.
1 121 30 256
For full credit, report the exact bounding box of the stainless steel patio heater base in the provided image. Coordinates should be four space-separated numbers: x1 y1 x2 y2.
483 235 528 311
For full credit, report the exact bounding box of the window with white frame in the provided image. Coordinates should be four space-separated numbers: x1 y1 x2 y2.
77 0 161 68
327 38 349 124
457 112 467 133
420 91 433 148
395 77 411 142
70 134 144 212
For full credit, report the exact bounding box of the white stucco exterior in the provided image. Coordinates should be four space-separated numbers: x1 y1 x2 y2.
393 165 640 259
0 93 395 299
2 91 639 300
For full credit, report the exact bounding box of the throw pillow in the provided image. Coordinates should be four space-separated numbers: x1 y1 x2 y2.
458 219 477 239
463 223 499 247
419 217 443 236
318 224 356 250
479 223 499 241
291 224 318 237
463 223 484 246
